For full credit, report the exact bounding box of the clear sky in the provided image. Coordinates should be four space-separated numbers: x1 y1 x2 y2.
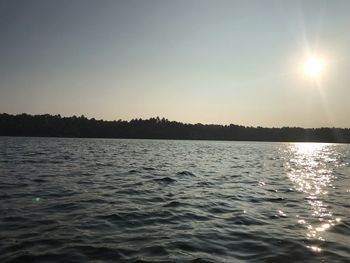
1 0 350 128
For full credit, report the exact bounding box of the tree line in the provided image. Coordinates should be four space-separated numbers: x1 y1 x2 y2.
0 113 349 143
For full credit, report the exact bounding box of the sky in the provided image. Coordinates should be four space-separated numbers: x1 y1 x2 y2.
0 0 350 128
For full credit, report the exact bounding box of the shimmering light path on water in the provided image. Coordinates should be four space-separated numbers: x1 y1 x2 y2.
0 138 349 262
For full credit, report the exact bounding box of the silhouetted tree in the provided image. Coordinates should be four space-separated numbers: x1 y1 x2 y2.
0 113 349 143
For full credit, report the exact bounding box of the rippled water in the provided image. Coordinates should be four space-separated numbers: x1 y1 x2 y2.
0 137 349 262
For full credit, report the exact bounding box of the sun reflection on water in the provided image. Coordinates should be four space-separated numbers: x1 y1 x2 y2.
284 143 342 251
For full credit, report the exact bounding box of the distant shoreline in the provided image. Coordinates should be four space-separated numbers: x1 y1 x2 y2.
1 136 350 146
1 113 350 143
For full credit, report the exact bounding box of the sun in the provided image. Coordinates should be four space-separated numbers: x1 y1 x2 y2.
303 57 324 78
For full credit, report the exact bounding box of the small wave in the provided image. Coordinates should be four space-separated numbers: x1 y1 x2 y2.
329 221 350 234
96 162 113 167
190 258 215 263
32 178 46 183
132 259 157 263
61 245 130 261
96 213 124 222
231 214 265 226
154 177 177 183
163 201 182 207
264 197 286 203
176 171 196 176
0 183 29 189
231 165 244 168
143 167 156 171
207 206 233 214
45 202 84 212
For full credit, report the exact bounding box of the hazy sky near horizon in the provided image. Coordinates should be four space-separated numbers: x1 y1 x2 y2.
1 0 350 128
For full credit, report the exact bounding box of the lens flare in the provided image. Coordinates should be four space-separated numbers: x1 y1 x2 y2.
304 57 324 78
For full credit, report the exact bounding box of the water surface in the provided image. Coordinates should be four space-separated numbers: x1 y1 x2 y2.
0 137 349 262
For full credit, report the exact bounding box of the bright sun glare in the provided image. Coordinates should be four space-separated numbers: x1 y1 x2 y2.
303 57 324 78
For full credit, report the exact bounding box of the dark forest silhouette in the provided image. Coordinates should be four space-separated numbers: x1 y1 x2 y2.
1 113 350 143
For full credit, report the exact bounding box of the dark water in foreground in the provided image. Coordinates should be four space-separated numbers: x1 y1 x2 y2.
0 137 349 263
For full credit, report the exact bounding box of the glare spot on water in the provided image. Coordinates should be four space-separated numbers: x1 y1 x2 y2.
284 143 342 249
315 223 331 232
278 210 286 217
258 181 266 187
308 246 322 252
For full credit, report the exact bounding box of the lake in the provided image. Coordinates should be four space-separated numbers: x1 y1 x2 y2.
0 137 349 262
